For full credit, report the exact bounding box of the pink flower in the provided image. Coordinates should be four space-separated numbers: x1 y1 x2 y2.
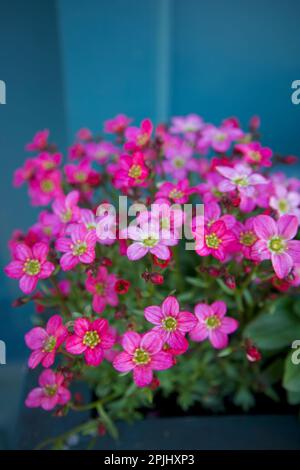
52 190 81 224
25 315 68 368
76 128 92 141
252 214 300 279
104 114 132 134
190 301 239 349
125 119 153 150
269 185 300 221
31 210 62 241
156 179 195 204
25 369 71 410
65 317 115 366
85 266 118 313
111 152 149 189
144 296 196 353
235 142 272 167
28 169 63 206
198 124 243 153
232 217 258 259
13 158 36 186
85 141 117 164
126 223 175 261
35 152 62 171
216 163 267 212
56 224 97 271
194 220 237 262
113 331 173 387
26 130 49 152
170 114 204 135
64 160 99 185
4 242 55 294
162 139 198 179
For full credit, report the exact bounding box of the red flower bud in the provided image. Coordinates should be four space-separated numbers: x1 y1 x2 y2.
150 272 164 285
246 345 262 363
101 257 112 267
153 255 171 268
97 424 106 436
149 377 160 391
225 275 236 290
115 279 130 294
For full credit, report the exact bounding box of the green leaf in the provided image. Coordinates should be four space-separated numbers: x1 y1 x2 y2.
283 351 300 392
233 387 255 411
287 390 300 405
245 305 300 350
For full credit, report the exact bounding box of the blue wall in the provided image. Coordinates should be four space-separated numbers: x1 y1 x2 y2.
1 0 300 361
0 0 67 358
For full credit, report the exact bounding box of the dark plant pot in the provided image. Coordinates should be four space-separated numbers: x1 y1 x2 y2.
16 373 300 450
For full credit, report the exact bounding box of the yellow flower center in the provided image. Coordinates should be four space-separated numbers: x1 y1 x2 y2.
133 348 150 365
72 240 87 256
41 179 54 193
234 177 249 187
240 231 257 247
143 236 158 248
269 236 286 254
23 258 41 276
205 233 221 249
205 315 221 329
83 330 100 349
162 316 177 332
45 385 58 397
128 164 142 179
169 189 184 200
43 336 57 353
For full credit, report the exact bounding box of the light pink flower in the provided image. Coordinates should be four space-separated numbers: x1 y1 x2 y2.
65 317 115 366
144 296 196 353
56 224 97 271
126 223 175 261
190 301 238 349
113 331 173 387
252 214 300 279
52 190 81 224
25 315 68 368
170 114 204 135
269 185 300 221
85 141 117 164
4 242 55 294
216 163 267 212
85 267 118 313
25 369 71 410
198 123 243 153
162 139 198 179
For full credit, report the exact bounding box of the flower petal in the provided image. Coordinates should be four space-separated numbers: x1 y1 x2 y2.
253 215 277 240
122 331 141 354
168 331 189 353
32 242 49 261
161 296 179 318
189 324 209 342
144 306 163 325
25 327 47 350
74 318 90 337
14 244 32 261
151 351 173 370
209 329 228 349
133 365 153 387
19 274 38 294
4 260 24 279
271 252 293 279
39 261 55 279
84 346 104 366
177 311 197 332
46 315 63 335
277 215 298 240
150 244 170 260
127 242 148 260
113 352 134 372
141 331 163 355
221 317 239 334
65 335 86 354
194 303 213 320
211 301 227 318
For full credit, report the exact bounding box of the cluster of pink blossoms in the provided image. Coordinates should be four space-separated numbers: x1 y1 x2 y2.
4 113 300 411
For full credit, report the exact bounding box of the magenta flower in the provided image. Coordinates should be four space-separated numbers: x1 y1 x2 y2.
190 301 239 349
235 141 273 167
4 242 55 294
64 160 92 184
26 129 49 152
125 118 153 151
13 158 37 187
111 152 149 190
85 266 118 313
25 315 68 368
52 190 81 224
31 210 62 241
65 317 115 366
194 220 237 262
232 217 258 259
126 224 174 261
113 331 173 387
252 214 300 279
104 114 132 134
56 224 97 271
25 369 71 411
156 179 195 204
35 152 62 171
144 296 196 353
28 169 63 206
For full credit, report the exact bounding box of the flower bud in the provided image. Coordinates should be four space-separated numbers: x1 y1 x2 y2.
150 273 164 285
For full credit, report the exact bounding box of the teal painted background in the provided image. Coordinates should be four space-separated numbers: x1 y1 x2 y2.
0 0 300 361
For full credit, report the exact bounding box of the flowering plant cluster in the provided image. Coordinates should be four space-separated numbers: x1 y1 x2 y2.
5 114 300 448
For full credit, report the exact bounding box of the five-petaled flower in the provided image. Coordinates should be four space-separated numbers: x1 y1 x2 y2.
25 369 71 411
